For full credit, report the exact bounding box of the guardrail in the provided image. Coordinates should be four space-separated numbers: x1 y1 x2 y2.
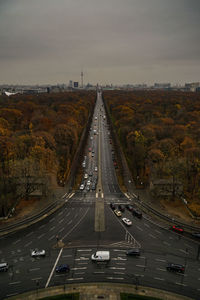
129 193 200 232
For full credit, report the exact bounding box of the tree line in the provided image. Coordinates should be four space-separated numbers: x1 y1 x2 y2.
0 91 96 217
104 90 200 208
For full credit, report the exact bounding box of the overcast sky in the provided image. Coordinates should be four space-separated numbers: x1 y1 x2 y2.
0 0 199 85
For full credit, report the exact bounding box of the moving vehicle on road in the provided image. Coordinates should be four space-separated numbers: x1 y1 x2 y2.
192 232 200 238
91 251 110 262
110 203 116 210
132 208 142 219
31 249 45 257
114 209 122 217
122 217 132 226
166 263 185 273
170 225 184 233
0 263 9 272
126 204 134 212
118 204 125 212
126 249 140 256
79 184 85 190
56 264 70 273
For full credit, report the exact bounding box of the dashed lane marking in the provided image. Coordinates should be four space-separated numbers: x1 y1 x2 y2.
58 227 64 233
32 277 42 281
48 235 55 241
13 239 21 245
9 281 21 285
77 249 92 252
175 282 187 287
30 268 40 272
155 259 166 262
149 234 156 239
49 226 55 231
38 233 45 239
106 277 124 280
67 277 84 281
136 265 145 268
144 223 150 228
154 277 165 281
156 268 166 272
25 241 32 247
59 218 64 224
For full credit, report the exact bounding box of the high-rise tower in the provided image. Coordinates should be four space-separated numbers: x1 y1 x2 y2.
81 71 83 88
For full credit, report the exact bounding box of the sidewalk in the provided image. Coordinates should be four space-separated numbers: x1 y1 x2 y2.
7 282 194 300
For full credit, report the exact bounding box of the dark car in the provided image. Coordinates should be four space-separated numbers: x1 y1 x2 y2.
126 204 134 212
192 232 200 238
170 225 184 233
110 203 116 210
118 204 125 212
166 263 185 273
126 249 140 256
132 208 142 218
56 264 70 273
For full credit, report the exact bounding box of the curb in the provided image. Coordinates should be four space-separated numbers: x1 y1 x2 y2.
6 282 195 300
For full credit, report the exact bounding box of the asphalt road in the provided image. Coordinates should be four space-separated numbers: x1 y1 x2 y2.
0 91 200 299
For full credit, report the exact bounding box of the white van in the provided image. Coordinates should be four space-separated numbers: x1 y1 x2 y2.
91 251 110 262
0 263 9 272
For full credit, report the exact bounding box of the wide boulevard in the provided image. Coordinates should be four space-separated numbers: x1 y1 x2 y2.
0 91 200 299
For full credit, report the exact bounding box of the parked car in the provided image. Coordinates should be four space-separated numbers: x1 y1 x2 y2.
31 249 45 257
94 166 98 172
110 203 116 210
118 204 125 212
56 264 70 273
79 184 85 190
126 204 134 212
126 249 140 256
114 209 122 217
170 225 184 233
132 208 142 219
122 217 132 226
192 232 200 238
166 263 185 273
84 173 88 179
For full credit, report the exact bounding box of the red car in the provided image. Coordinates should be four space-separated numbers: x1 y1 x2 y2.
170 225 184 233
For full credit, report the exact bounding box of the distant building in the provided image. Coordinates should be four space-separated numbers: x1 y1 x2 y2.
154 83 171 89
185 82 200 92
73 82 79 88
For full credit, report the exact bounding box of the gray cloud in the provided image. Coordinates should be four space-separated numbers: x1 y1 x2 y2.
0 0 199 84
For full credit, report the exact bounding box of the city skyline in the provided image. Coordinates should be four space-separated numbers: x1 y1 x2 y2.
0 0 200 85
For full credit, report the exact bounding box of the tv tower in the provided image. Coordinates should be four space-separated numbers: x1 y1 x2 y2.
81 70 83 88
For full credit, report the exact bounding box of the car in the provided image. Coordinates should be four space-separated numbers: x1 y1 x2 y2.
87 180 91 186
118 204 125 212
192 232 200 238
82 161 86 168
56 264 70 273
31 249 46 257
88 147 92 152
89 172 93 177
170 225 184 233
86 185 90 191
132 208 142 219
91 183 96 190
126 249 140 256
122 217 132 226
95 166 98 172
114 209 122 217
95 117 97 120
110 203 116 210
0 263 9 272
84 173 88 179
79 184 85 190
166 263 185 273
91 251 110 262
126 204 134 212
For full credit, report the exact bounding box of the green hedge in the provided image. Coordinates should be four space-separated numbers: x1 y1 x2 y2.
120 293 162 300
40 293 79 300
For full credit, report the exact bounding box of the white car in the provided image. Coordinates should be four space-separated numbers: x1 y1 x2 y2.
95 166 98 172
122 218 132 226
87 180 91 186
80 184 85 190
84 173 88 179
31 249 45 257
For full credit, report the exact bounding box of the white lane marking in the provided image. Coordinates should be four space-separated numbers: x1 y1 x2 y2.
114 272 125 275
156 268 166 272
96 193 98 198
30 268 40 272
77 262 88 265
71 267 87 270
38 233 45 239
134 274 144 277
6 294 18 297
58 227 64 233
62 255 72 258
74 272 85 275
67 220 72 225
163 241 170 246
49 217 55 222
77 249 92 252
48 235 55 241
32 277 42 281
175 282 187 287
13 239 21 245
75 257 89 261
154 277 164 281
113 249 126 252
45 248 63 288
155 259 166 262
50 226 55 231
101 193 104 198
112 258 127 261
39 224 45 229
67 277 84 281
68 192 74 199
155 230 162 234
144 223 150 228
58 211 63 216
26 232 33 237
25 241 32 247
136 226 143 231
109 267 125 270
9 281 21 285
59 218 64 224
106 277 124 280
139 256 146 259
149 234 156 239
62 208 89 240
136 265 145 268
179 249 189 254
66 213 70 217
94 271 105 274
